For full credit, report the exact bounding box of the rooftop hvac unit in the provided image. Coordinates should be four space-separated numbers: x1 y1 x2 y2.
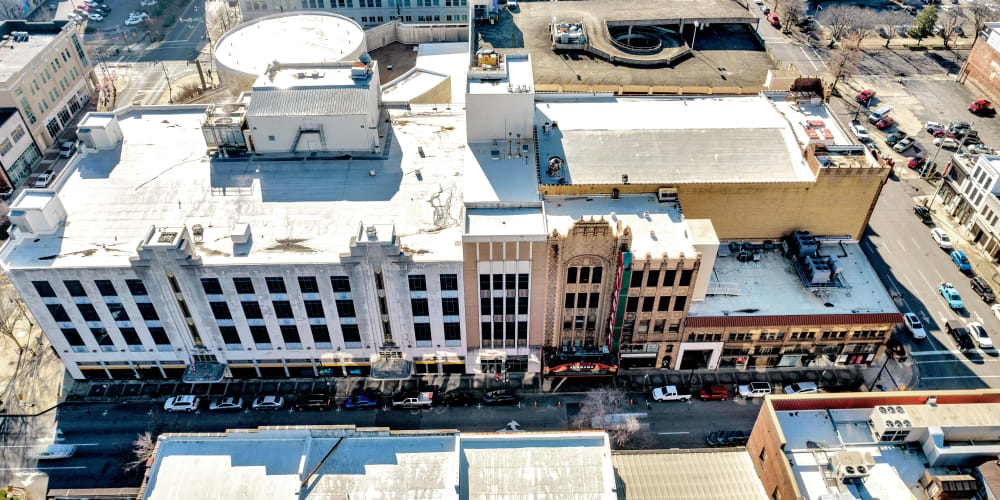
791 231 818 258
831 451 875 481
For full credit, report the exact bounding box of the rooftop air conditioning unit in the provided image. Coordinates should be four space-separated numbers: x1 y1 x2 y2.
831 451 875 481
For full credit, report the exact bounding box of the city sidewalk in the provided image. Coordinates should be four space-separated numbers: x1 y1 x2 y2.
53 362 896 406
919 189 1000 288
0 316 65 416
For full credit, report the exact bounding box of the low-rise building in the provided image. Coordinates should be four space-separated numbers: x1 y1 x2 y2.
0 21 93 154
0 107 42 190
747 389 1000 500
938 153 1000 262
959 22 1000 105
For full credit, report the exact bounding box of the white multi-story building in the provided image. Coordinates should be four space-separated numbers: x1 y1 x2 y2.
239 0 469 26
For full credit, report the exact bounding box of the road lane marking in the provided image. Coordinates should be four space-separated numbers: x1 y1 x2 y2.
976 313 984 323
898 239 906 252
917 269 935 290
0 466 87 471
921 375 1000 380
915 358 1000 364
797 45 820 72
657 432 690 435
911 348 998 356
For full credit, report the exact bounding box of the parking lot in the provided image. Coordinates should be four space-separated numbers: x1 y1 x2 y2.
840 74 999 169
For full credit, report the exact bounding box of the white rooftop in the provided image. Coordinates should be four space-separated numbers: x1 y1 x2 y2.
255 65 369 89
688 240 897 317
467 53 534 95
382 43 469 105
2 107 467 268
777 409 941 500
0 33 58 82
545 195 697 258
141 428 616 500
464 206 546 238
215 13 365 77
464 144 540 203
534 95 831 186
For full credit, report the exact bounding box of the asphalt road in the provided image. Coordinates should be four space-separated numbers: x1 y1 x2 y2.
10 394 763 489
864 176 1000 390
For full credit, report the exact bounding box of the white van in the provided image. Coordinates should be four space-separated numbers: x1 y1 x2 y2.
868 106 891 124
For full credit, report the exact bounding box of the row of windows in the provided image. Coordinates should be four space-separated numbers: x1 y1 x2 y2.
46 301 158 323
411 297 460 316
60 325 168 349
480 296 529 315
687 329 887 342
565 293 687 312
479 273 529 290
33 279 148 298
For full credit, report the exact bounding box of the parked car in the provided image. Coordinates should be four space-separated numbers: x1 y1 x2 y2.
651 385 691 402
856 90 876 102
208 397 244 412
437 391 477 407
992 303 1000 321
696 385 729 401
934 137 960 149
951 250 972 272
972 276 996 302
251 395 285 410
737 382 772 398
344 391 380 409
851 121 870 142
28 444 77 460
893 137 915 152
939 282 964 309
885 131 907 146
903 312 927 340
164 395 199 412
967 322 994 348
949 120 972 132
767 13 780 27
875 116 895 129
392 391 435 409
968 144 994 155
970 99 993 114
59 141 76 158
482 389 518 405
33 169 54 188
947 320 976 350
925 121 945 134
293 394 332 411
908 156 926 169
706 430 749 447
88 13 103 21
868 106 892 124
783 382 818 394
913 204 932 224
931 227 952 249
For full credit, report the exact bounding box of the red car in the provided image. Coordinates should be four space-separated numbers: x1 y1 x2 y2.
76 3 90 9
767 13 780 27
697 385 729 401
855 90 875 102
969 99 992 114
908 156 926 169
875 116 895 129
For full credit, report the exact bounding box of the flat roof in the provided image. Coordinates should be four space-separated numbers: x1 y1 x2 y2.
256 66 371 89
688 240 897 318
777 409 942 500
465 206 546 237
142 428 616 500
11 190 53 210
215 13 365 77
535 96 818 185
468 54 534 95
612 450 768 500
464 144 541 203
382 42 470 104
2 107 467 268
544 195 697 258
0 33 59 82
475 0 771 88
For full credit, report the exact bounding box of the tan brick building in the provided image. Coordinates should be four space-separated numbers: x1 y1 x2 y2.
959 23 1000 105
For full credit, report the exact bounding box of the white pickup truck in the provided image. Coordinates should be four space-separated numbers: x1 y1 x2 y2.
651 385 691 402
392 391 434 409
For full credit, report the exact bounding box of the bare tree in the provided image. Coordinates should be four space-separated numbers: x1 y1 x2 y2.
777 0 806 34
819 4 867 48
879 11 911 48
206 0 244 46
938 10 963 48
970 1 1000 36
124 432 156 472
827 46 860 89
850 10 878 48
571 386 644 447
0 273 26 352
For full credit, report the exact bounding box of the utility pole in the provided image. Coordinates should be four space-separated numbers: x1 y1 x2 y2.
159 61 174 104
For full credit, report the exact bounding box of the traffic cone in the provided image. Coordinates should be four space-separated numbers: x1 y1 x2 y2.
629 398 634 405
557 401 561 408
533 401 537 408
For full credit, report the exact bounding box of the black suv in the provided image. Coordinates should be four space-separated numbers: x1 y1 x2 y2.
946 320 976 351
913 205 932 224
437 391 477 407
293 394 332 411
971 276 996 302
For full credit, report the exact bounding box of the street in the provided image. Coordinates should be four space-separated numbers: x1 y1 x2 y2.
3 395 764 489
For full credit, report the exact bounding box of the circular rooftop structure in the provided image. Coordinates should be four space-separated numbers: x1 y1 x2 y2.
214 12 367 93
